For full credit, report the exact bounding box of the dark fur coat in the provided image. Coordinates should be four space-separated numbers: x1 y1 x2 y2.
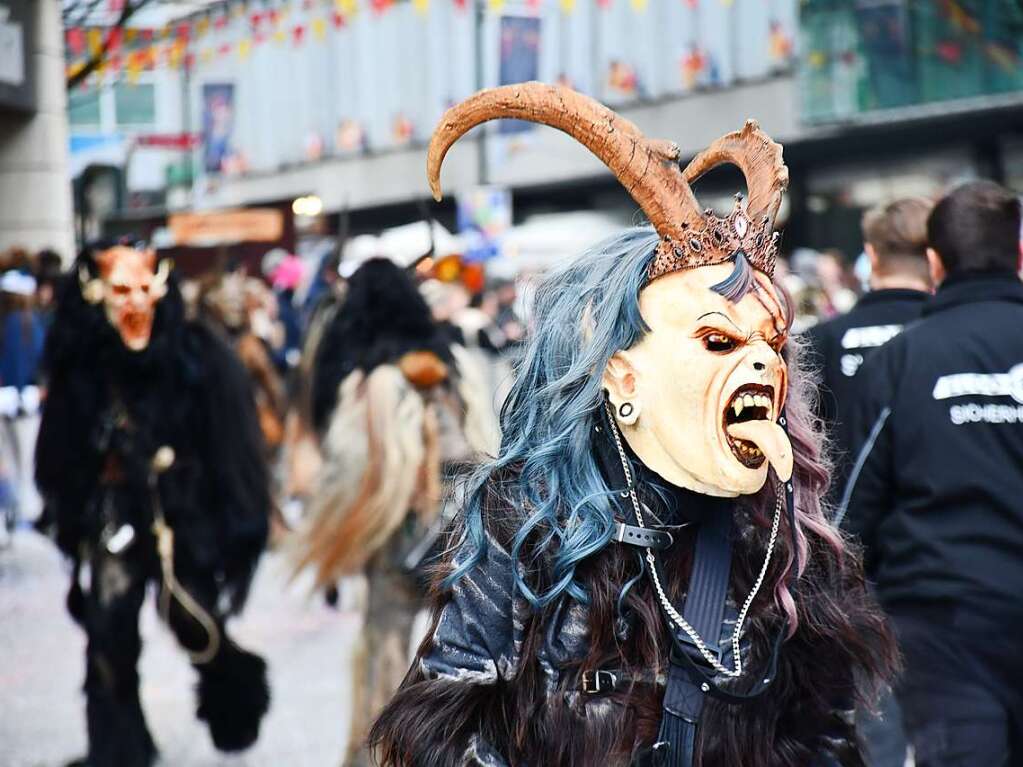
311 258 456 434
370 433 896 767
35 255 270 613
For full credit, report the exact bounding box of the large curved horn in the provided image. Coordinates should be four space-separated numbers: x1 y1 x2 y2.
683 119 788 227
427 82 704 237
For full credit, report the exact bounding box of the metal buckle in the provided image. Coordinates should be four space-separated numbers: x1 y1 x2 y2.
581 669 617 694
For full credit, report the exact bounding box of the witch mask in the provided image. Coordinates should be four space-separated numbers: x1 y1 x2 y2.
81 245 169 351
428 83 792 497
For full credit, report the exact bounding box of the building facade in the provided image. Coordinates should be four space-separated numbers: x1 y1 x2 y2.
64 0 1023 263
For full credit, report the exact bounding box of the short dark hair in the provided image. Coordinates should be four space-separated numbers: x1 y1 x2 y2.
927 181 1021 275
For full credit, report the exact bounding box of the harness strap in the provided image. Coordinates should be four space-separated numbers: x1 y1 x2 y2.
655 510 733 766
615 521 674 550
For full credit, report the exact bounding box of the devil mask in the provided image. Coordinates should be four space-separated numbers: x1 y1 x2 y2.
428 83 792 497
81 245 169 351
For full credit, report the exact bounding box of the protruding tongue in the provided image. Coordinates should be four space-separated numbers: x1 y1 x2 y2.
726 420 794 482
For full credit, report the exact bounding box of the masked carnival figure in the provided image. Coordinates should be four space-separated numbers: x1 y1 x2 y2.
292 257 498 767
370 84 897 767
35 242 272 767
199 266 288 454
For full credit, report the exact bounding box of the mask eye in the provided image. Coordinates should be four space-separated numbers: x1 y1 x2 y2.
112 284 130 296
704 332 737 353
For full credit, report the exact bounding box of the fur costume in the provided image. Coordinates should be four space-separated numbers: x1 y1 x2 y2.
35 243 272 767
293 257 497 766
199 269 287 452
369 84 896 767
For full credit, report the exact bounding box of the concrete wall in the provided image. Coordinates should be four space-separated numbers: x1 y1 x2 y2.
0 1 74 259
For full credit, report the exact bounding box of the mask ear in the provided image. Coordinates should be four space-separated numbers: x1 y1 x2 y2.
602 351 640 426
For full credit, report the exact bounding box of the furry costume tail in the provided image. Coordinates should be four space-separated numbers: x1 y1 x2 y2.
196 639 270 752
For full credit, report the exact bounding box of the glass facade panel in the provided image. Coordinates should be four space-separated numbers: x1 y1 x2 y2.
800 0 1023 123
68 89 101 128
114 83 156 127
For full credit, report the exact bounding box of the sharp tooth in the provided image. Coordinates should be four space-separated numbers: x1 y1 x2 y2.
733 400 744 416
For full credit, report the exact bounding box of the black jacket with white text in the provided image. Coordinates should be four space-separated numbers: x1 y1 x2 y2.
839 272 1023 619
803 288 929 501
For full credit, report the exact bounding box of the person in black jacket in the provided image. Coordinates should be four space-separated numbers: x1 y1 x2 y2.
840 180 1023 767
805 197 933 506
805 197 933 767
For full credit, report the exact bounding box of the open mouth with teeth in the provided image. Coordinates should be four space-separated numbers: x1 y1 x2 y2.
723 383 775 469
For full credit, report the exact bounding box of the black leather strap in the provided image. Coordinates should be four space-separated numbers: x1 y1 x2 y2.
614 522 674 550
655 511 733 766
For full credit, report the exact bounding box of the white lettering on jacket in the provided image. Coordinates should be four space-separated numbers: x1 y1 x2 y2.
840 324 903 350
932 363 1023 405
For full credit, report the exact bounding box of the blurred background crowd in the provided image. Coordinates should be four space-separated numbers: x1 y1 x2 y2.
3 0 1023 765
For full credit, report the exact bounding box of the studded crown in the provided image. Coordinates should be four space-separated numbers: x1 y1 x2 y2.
427 82 788 282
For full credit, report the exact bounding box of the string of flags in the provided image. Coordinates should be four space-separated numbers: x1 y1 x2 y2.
64 0 746 86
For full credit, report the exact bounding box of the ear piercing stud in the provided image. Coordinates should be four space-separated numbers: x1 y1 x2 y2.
619 402 634 418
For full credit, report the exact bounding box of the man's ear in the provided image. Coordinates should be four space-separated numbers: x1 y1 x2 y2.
602 351 640 425
865 243 880 274
926 247 946 287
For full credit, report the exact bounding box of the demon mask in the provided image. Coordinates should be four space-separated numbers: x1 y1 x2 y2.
428 83 793 497
81 245 169 351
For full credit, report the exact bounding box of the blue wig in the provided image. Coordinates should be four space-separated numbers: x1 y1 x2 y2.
445 227 657 608
447 226 756 608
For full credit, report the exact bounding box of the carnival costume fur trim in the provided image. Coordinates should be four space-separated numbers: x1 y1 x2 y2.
292 365 442 587
296 258 498 588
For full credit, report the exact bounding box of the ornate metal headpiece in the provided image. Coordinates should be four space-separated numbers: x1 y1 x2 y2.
427 82 788 281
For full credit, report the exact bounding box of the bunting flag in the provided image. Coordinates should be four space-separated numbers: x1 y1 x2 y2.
87 28 103 56
413 0 430 14
67 27 85 55
238 38 252 59
560 0 575 11
311 16 328 40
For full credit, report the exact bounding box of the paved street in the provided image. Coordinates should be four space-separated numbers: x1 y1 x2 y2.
0 529 359 767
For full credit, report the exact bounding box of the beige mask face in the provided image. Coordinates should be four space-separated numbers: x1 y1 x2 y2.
94 247 168 352
603 262 792 497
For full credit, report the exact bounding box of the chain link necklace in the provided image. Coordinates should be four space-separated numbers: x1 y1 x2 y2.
604 404 782 679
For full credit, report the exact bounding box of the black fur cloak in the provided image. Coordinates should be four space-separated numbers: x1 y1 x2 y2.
35 251 270 615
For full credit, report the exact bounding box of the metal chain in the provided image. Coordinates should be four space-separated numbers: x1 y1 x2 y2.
604 404 782 679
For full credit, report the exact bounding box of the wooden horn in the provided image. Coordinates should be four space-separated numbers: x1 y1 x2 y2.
427 82 705 239
683 119 788 227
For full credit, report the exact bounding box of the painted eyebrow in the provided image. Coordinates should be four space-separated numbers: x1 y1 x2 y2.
696 311 742 333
